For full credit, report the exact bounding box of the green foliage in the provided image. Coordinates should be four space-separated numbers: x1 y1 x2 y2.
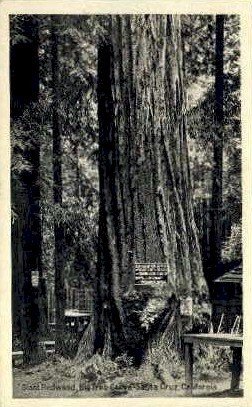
11 99 52 180
182 15 215 84
11 116 32 177
185 15 241 221
222 221 242 262
15 16 100 287
182 15 240 87
145 337 184 382
194 345 232 379
187 80 241 254
191 297 212 333
10 15 39 46
122 283 173 354
121 289 150 355
137 284 170 331
10 14 100 296
79 354 121 385
140 297 167 331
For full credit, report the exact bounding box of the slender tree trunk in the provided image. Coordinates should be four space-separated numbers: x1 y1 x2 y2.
210 15 224 288
51 16 66 354
93 15 208 359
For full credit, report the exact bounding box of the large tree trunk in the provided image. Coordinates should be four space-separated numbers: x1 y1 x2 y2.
93 15 208 359
94 32 127 357
209 15 225 288
51 16 66 354
11 16 43 364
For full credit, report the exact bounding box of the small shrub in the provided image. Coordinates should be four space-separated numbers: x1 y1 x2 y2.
194 345 232 380
114 353 134 370
145 338 184 383
140 297 167 331
77 354 126 388
108 364 158 396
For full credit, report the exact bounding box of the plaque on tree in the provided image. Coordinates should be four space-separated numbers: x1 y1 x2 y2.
31 270 39 288
134 263 168 285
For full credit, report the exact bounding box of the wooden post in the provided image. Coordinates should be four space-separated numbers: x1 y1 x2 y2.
184 343 193 396
231 347 242 392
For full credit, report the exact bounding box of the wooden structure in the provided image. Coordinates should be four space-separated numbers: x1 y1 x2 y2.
183 262 243 395
12 340 55 364
214 264 242 284
183 333 243 395
64 309 91 333
212 263 242 333
47 283 93 331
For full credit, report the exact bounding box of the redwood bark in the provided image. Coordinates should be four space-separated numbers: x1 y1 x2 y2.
94 15 208 358
51 16 66 354
210 15 225 287
94 36 127 357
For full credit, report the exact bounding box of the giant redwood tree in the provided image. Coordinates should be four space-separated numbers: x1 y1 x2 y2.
88 15 209 359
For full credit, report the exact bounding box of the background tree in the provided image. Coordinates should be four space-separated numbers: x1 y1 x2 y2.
183 15 241 284
10 15 43 364
11 15 99 358
210 14 225 285
51 15 67 354
37 15 99 294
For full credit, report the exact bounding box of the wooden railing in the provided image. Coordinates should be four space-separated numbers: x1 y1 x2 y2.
47 285 93 324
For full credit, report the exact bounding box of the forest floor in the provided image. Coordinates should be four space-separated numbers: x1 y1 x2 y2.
12 355 243 398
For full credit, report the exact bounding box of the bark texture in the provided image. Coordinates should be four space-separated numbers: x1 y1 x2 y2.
11 16 42 364
210 15 225 287
93 15 208 358
51 16 66 354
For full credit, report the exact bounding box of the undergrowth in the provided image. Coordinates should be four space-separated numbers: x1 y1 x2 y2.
14 341 232 397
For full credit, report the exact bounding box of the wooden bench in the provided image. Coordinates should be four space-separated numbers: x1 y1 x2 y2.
183 333 243 395
12 341 56 363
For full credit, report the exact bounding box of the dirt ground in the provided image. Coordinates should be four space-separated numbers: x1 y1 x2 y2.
12 359 243 398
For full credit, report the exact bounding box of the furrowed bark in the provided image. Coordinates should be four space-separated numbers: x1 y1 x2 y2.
210 15 225 288
51 16 66 355
92 15 208 359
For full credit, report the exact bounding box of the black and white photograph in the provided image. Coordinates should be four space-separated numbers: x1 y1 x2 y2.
1 3 249 401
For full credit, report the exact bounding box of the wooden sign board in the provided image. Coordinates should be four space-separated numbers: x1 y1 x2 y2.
135 263 167 285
